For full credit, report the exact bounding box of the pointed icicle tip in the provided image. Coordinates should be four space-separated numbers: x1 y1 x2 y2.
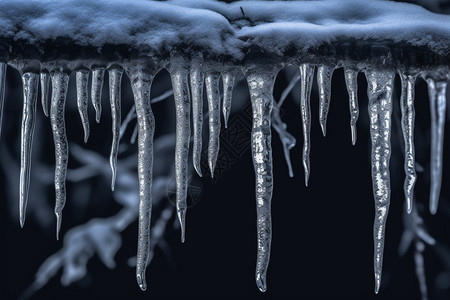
317 65 334 137
40 72 50 117
299 64 314 187
91 68 105 123
55 212 62 240
19 72 39 229
108 68 123 192
256 273 267 292
136 273 147 291
178 209 186 243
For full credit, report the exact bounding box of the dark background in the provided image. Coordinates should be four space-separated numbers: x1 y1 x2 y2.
2 1 450 300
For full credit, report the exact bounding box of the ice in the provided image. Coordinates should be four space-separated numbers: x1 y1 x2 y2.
169 57 191 243
344 67 360 145
75 70 90 143
425 76 447 215
50 71 70 240
299 64 314 186
222 68 237 128
399 72 418 214
205 71 221 177
317 65 334 136
365 68 395 294
244 63 279 292
91 68 105 123
108 67 123 191
0 63 6 140
190 65 204 177
128 64 156 292
40 72 50 117
19 72 39 227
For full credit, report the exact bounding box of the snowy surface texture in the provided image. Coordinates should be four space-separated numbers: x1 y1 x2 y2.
0 0 449 59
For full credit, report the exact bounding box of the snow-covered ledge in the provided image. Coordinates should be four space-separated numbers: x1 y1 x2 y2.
0 0 449 297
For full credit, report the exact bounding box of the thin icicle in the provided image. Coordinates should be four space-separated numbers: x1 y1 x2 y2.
399 72 417 214
129 66 156 292
108 68 123 191
76 70 90 142
299 64 314 186
426 77 447 215
222 69 236 128
244 64 278 293
50 71 70 240
205 71 221 177
365 68 394 294
170 58 191 243
317 65 334 136
344 67 359 145
0 63 6 140
190 67 204 177
91 68 105 123
19 72 39 227
40 72 50 117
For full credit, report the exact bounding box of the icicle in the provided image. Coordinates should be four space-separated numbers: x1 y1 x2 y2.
169 57 191 243
0 62 6 140
299 64 314 186
108 68 123 191
426 77 447 215
344 67 360 145
317 65 334 136
205 71 221 177
50 71 70 240
222 69 237 128
19 72 39 227
129 65 156 292
91 68 105 123
399 72 417 214
190 67 204 177
244 64 278 293
76 70 90 142
40 72 50 117
365 68 394 294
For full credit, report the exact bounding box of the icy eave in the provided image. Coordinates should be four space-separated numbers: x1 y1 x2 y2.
0 0 449 68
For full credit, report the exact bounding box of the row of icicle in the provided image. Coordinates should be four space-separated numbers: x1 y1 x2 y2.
0 58 448 294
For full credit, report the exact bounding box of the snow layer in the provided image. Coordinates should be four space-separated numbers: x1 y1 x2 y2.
0 0 449 59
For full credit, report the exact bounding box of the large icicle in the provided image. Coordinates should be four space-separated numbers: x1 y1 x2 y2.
169 57 191 243
76 70 90 142
40 72 50 117
190 65 204 177
128 65 156 291
317 65 334 136
425 76 447 215
299 64 314 186
344 67 360 145
365 68 394 294
205 71 221 177
50 71 70 240
399 72 417 214
0 63 6 140
91 68 105 123
244 63 278 293
108 67 123 191
19 72 39 227
222 68 237 128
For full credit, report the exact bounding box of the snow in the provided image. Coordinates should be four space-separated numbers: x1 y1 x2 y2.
0 0 449 59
